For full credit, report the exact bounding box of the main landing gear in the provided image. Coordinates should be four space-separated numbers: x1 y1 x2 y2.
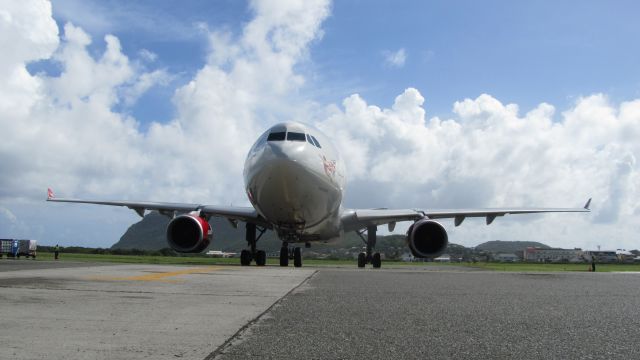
357 226 382 269
279 243 302 267
240 223 267 266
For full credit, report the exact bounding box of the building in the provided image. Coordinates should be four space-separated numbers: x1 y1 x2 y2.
523 247 583 263
434 254 451 262
582 250 618 263
495 253 520 262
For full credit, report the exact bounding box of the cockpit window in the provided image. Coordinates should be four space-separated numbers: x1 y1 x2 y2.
306 134 314 145
310 135 321 148
287 132 306 141
267 132 286 141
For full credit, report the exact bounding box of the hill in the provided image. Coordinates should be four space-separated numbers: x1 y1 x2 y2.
475 240 550 254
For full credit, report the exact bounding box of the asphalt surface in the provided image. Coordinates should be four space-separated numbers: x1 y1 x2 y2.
213 267 640 360
0 261 315 360
0 259 116 272
2 261 640 360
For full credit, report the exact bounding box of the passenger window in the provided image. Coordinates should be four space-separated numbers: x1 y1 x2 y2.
267 132 286 141
310 135 321 148
287 132 306 141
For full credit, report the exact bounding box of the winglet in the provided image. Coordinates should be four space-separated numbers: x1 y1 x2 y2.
584 198 592 210
47 188 54 200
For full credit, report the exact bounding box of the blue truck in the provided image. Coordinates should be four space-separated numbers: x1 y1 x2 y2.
0 239 37 259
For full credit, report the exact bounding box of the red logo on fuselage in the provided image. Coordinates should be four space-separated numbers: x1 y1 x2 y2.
321 155 336 177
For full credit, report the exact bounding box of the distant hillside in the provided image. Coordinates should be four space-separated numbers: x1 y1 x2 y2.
475 240 550 253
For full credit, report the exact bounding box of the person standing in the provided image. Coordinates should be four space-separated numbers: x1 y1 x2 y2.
591 255 596 272
54 244 59 260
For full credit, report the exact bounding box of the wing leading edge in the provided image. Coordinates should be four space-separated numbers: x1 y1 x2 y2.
46 188 268 226
342 198 591 231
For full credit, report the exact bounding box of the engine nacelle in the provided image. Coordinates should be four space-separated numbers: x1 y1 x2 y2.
166 213 212 253
407 218 448 258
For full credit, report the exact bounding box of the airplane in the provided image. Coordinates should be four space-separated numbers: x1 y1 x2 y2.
47 121 591 268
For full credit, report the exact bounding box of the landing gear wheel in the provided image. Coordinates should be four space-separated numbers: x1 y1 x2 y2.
256 250 267 266
293 247 302 268
357 252 366 268
240 249 251 266
280 247 289 267
372 253 381 268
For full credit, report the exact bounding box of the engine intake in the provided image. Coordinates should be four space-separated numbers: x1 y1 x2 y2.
166 213 212 253
407 218 448 258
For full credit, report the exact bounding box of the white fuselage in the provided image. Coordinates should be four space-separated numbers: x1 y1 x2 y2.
243 122 346 243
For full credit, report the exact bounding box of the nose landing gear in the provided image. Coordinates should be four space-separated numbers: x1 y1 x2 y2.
279 243 302 267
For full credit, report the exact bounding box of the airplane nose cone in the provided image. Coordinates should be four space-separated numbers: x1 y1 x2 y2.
245 141 340 229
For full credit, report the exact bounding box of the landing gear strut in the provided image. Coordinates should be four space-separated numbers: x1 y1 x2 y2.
240 223 267 266
357 226 381 268
279 242 302 267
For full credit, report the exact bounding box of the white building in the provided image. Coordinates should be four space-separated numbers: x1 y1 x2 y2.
523 247 583 263
582 250 618 263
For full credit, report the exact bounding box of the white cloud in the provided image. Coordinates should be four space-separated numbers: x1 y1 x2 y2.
122 69 172 106
384 48 406 68
51 0 204 41
0 0 638 253
138 48 158 62
0 0 331 245
0 0 58 116
318 90 640 250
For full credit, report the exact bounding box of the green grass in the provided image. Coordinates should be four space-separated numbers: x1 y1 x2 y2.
34 252 240 265
29 253 640 272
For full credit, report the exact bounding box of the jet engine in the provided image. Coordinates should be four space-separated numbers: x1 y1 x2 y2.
407 218 448 258
166 213 212 253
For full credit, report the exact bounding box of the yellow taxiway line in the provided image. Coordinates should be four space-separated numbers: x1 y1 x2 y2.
88 266 224 282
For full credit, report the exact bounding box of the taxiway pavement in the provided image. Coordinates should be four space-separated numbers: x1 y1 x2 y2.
2 261 640 360
0 261 315 360
214 267 640 360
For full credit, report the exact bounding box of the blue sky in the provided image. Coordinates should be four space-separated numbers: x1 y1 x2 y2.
317 0 640 116
2 0 640 249
49 0 640 122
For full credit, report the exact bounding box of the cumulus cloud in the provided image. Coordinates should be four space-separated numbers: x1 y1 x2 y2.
0 0 638 251
319 90 640 249
0 0 58 116
0 0 331 245
384 48 407 67
122 69 172 106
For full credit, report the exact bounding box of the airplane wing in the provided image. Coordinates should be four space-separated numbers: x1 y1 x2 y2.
46 188 268 226
342 199 591 231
